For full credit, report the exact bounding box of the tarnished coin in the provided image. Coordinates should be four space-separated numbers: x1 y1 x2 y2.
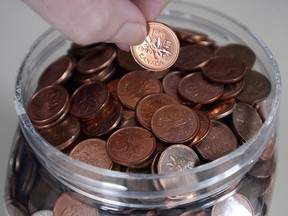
130 21 180 71
196 121 238 161
81 99 122 137
117 49 145 72
173 44 212 71
70 81 110 120
178 72 224 104
211 193 253 216
151 104 199 143
249 157 276 179
38 55 75 88
27 85 69 127
202 56 246 84
70 138 113 169
53 193 98 216
77 45 116 74
117 70 162 110
40 116 81 150
157 144 199 173
232 102 263 142
31 210 53 216
214 43 256 69
219 79 245 100
201 97 236 120
174 27 208 44
106 127 156 168
236 69 271 105
136 93 179 130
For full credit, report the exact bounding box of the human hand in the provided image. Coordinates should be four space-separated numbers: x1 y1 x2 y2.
23 0 170 50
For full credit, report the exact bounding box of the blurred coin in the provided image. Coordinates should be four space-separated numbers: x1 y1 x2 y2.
130 21 180 71
151 104 199 143
260 136 276 161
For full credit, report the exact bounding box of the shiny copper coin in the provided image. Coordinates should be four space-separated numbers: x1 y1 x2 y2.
189 110 211 146
81 99 122 137
211 193 253 216
219 79 245 100
136 93 179 130
157 144 199 173
196 121 238 161
117 70 162 110
236 69 271 105
53 193 98 216
201 97 236 120
178 72 224 104
130 21 180 71
38 55 75 88
202 56 246 84
76 45 116 74
232 102 263 142
162 70 188 102
117 49 144 72
70 138 113 169
40 116 80 150
106 127 156 168
69 81 110 120
214 43 256 69
151 104 199 143
27 85 69 126
173 44 212 71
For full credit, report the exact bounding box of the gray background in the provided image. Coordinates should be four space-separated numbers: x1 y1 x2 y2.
0 0 287 215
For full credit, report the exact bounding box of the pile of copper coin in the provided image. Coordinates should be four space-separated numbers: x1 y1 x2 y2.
27 21 271 175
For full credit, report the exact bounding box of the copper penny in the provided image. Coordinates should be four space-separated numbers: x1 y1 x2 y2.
69 81 110 120
38 55 75 88
232 102 263 142
162 70 188 102
136 93 179 130
249 157 275 179
27 85 69 126
106 78 120 102
178 72 224 104
260 136 276 161
202 56 246 84
196 121 238 161
219 79 245 100
53 193 98 216
151 104 199 143
189 110 211 146
40 116 81 150
117 70 162 110
106 127 156 168
173 44 212 71
174 27 208 44
201 97 236 120
236 69 271 105
211 193 253 216
214 43 256 69
130 21 180 71
76 45 116 74
70 138 113 169
81 99 122 137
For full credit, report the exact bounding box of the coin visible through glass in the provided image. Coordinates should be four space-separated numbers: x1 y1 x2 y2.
130 21 180 71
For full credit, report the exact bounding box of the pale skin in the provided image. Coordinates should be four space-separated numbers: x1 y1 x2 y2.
23 0 170 50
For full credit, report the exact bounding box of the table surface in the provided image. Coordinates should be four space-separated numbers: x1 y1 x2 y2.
1 0 287 215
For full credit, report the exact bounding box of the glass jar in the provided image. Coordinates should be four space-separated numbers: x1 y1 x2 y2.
6 1 281 215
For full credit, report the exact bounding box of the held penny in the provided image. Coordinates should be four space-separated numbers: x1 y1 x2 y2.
130 21 180 71
117 70 162 110
173 44 212 71
69 81 110 120
214 43 256 69
53 193 98 216
178 72 224 104
70 138 113 169
136 93 180 130
106 127 156 168
40 116 81 150
202 56 246 84
151 104 199 143
196 121 238 161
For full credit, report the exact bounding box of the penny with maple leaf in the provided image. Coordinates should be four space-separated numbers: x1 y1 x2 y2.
130 21 180 71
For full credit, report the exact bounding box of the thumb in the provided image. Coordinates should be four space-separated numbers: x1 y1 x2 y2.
23 0 147 45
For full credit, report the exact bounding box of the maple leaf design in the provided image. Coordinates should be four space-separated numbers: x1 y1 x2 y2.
142 35 172 60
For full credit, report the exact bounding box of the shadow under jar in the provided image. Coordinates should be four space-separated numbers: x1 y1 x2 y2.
6 1 281 215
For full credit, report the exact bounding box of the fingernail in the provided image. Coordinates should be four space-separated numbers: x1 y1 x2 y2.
113 22 147 46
